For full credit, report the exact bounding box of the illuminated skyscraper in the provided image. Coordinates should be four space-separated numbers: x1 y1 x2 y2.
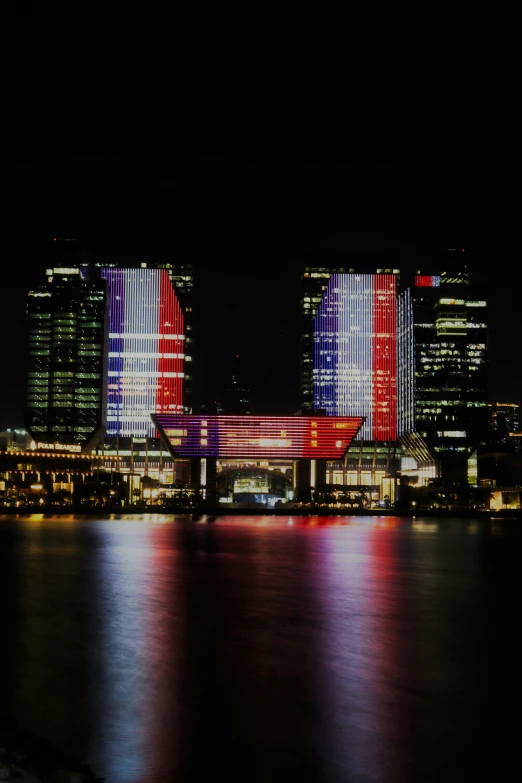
99 265 189 437
301 265 349 414
313 272 398 439
412 256 488 481
25 266 108 452
301 263 409 499
302 254 488 486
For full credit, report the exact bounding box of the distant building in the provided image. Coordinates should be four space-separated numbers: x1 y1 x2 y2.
219 355 251 415
0 429 30 451
489 402 520 444
412 252 488 482
24 266 108 453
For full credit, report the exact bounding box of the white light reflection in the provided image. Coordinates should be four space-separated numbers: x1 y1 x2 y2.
313 526 384 781
91 519 182 782
412 521 439 533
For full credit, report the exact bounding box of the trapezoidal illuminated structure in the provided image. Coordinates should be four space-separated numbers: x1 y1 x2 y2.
153 414 364 500
153 414 363 459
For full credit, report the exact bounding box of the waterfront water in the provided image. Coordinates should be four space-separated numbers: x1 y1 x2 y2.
0 514 520 783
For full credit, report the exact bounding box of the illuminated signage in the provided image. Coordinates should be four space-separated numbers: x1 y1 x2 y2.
154 415 364 459
30 440 82 453
415 275 440 287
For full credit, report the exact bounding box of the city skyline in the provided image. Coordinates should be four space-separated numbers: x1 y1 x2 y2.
2 160 521 783
2 161 521 427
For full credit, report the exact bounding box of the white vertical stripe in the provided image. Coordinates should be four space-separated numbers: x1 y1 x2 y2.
119 269 161 437
337 274 373 439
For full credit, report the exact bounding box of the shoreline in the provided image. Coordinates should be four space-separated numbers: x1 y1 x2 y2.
0 506 520 519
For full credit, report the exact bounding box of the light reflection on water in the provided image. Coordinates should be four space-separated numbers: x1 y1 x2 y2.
0 514 520 783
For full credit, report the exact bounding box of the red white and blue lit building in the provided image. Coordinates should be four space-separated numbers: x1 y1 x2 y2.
302 259 487 486
301 265 414 497
154 413 365 502
302 265 414 440
312 273 399 440
100 267 186 438
25 244 193 483
90 259 193 483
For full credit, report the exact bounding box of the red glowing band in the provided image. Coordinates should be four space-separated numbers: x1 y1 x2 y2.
373 275 397 440
415 275 440 287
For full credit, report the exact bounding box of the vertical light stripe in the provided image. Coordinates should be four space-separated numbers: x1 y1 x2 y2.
120 269 160 437
337 274 373 439
397 288 414 435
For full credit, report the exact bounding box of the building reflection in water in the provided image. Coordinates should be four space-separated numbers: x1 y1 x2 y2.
2 516 97 754
87 518 184 782
166 519 329 779
310 519 402 782
0 514 518 783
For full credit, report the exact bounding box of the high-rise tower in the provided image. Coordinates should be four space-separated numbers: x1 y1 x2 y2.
301 261 409 499
25 266 108 452
312 272 398 440
98 266 187 437
82 256 193 438
412 254 488 481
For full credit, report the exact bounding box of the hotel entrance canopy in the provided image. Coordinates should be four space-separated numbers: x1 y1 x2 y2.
153 414 364 460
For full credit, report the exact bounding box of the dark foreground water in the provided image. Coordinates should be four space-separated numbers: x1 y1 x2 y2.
0 514 520 783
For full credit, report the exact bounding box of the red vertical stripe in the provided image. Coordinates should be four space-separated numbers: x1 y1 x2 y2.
372 275 397 440
157 270 184 420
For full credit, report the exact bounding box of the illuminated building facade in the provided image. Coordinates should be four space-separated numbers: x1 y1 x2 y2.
73 257 192 483
397 288 415 436
412 257 488 481
313 272 398 440
300 263 415 498
301 265 350 414
100 266 186 437
154 414 363 459
25 267 108 453
155 413 364 502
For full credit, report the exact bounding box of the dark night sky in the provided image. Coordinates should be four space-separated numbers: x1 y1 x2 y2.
2 159 520 429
